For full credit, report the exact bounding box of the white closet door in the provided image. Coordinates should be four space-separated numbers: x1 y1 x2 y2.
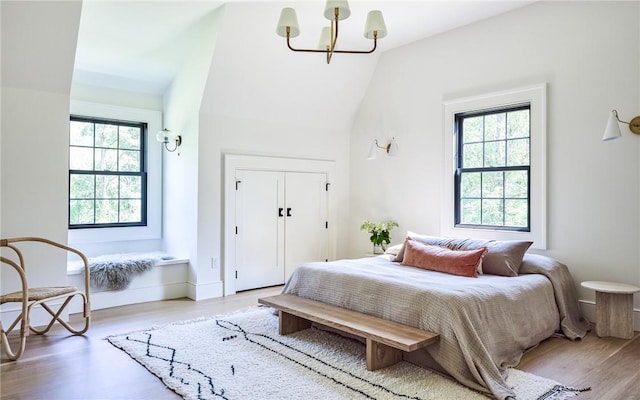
235 170 285 291
284 172 328 281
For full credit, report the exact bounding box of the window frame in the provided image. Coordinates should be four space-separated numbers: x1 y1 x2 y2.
441 84 547 249
454 104 531 232
69 115 148 229
68 100 162 249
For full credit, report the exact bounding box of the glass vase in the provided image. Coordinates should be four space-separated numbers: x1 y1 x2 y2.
372 243 387 255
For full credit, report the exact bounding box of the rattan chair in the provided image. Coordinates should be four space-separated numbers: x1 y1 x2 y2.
1 237 90 360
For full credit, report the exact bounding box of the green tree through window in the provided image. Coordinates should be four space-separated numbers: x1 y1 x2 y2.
69 116 147 228
455 105 530 231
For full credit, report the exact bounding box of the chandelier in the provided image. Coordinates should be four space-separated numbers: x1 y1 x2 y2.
276 1 387 64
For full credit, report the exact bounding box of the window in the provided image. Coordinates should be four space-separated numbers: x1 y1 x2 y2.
455 105 530 231
441 84 546 249
69 116 147 228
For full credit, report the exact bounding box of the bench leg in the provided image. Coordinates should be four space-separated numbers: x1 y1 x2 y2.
279 311 312 335
366 338 402 371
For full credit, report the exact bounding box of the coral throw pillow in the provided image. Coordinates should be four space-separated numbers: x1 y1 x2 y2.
401 239 486 278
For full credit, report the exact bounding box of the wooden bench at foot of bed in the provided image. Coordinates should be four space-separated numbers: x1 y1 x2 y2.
258 294 440 371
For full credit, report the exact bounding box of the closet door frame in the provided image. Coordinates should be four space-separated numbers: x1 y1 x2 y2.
223 154 336 296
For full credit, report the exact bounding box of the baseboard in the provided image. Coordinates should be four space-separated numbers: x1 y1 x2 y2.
2 262 191 328
2 261 229 329
78 261 190 311
579 299 640 331
90 282 189 310
187 281 224 301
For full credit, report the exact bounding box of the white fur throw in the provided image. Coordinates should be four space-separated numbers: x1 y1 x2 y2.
89 253 166 290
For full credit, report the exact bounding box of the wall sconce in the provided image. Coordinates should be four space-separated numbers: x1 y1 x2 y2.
367 137 398 159
602 110 640 141
156 129 182 153
276 1 387 64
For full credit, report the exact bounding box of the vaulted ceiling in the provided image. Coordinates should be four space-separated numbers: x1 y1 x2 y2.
74 1 533 94
73 1 533 130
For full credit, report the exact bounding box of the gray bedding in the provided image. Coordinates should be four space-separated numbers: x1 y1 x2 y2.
282 253 589 400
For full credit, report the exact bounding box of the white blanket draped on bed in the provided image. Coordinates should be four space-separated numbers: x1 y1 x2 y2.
282 253 589 400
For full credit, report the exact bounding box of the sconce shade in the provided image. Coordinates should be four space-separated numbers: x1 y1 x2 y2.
602 110 622 141
156 128 170 142
156 130 165 143
388 137 399 156
156 129 182 153
324 0 351 20
367 140 377 160
318 26 332 50
277 8 300 37
364 10 387 39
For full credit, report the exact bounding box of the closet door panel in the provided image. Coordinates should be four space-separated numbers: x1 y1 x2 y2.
284 172 328 281
235 170 285 291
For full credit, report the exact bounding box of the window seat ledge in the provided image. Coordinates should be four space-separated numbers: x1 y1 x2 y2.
67 252 188 276
65 254 190 311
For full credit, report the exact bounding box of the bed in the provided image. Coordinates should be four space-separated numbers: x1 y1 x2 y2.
281 235 589 400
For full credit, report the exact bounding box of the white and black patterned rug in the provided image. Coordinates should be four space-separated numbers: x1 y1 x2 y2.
106 306 587 400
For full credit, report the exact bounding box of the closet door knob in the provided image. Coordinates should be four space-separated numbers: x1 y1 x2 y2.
278 207 284 217
286 207 292 217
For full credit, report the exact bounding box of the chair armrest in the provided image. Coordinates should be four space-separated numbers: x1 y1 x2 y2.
1 237 90 296
0 255 28 301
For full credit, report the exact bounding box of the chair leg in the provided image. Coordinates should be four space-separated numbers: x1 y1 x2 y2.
1 320 28 361
2 313 27 337
29 294 90 336
50 293 90 335
30 296 74 334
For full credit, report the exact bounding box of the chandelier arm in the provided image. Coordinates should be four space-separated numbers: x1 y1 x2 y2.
334 31 378 54
286 31 331 53
332 38 377 54
284 26 378 61
332 8 339 52
326 8 339 64
285 36 378 54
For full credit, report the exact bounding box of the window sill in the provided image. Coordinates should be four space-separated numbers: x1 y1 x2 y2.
67 253 189 276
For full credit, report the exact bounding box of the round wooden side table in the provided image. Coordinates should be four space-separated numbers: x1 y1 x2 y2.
581 281 640 339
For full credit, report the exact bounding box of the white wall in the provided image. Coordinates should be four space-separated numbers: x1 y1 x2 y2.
185 3 360 297
199 112 352 258
1 0 82 278
71 84 163 111
162 6 223 300
349 1 640 326
1 1 82 324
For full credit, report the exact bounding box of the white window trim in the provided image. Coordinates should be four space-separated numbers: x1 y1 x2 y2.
441 83 547 249
68 100 162 246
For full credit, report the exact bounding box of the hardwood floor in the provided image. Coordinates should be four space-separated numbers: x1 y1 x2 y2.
1 286 638 400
